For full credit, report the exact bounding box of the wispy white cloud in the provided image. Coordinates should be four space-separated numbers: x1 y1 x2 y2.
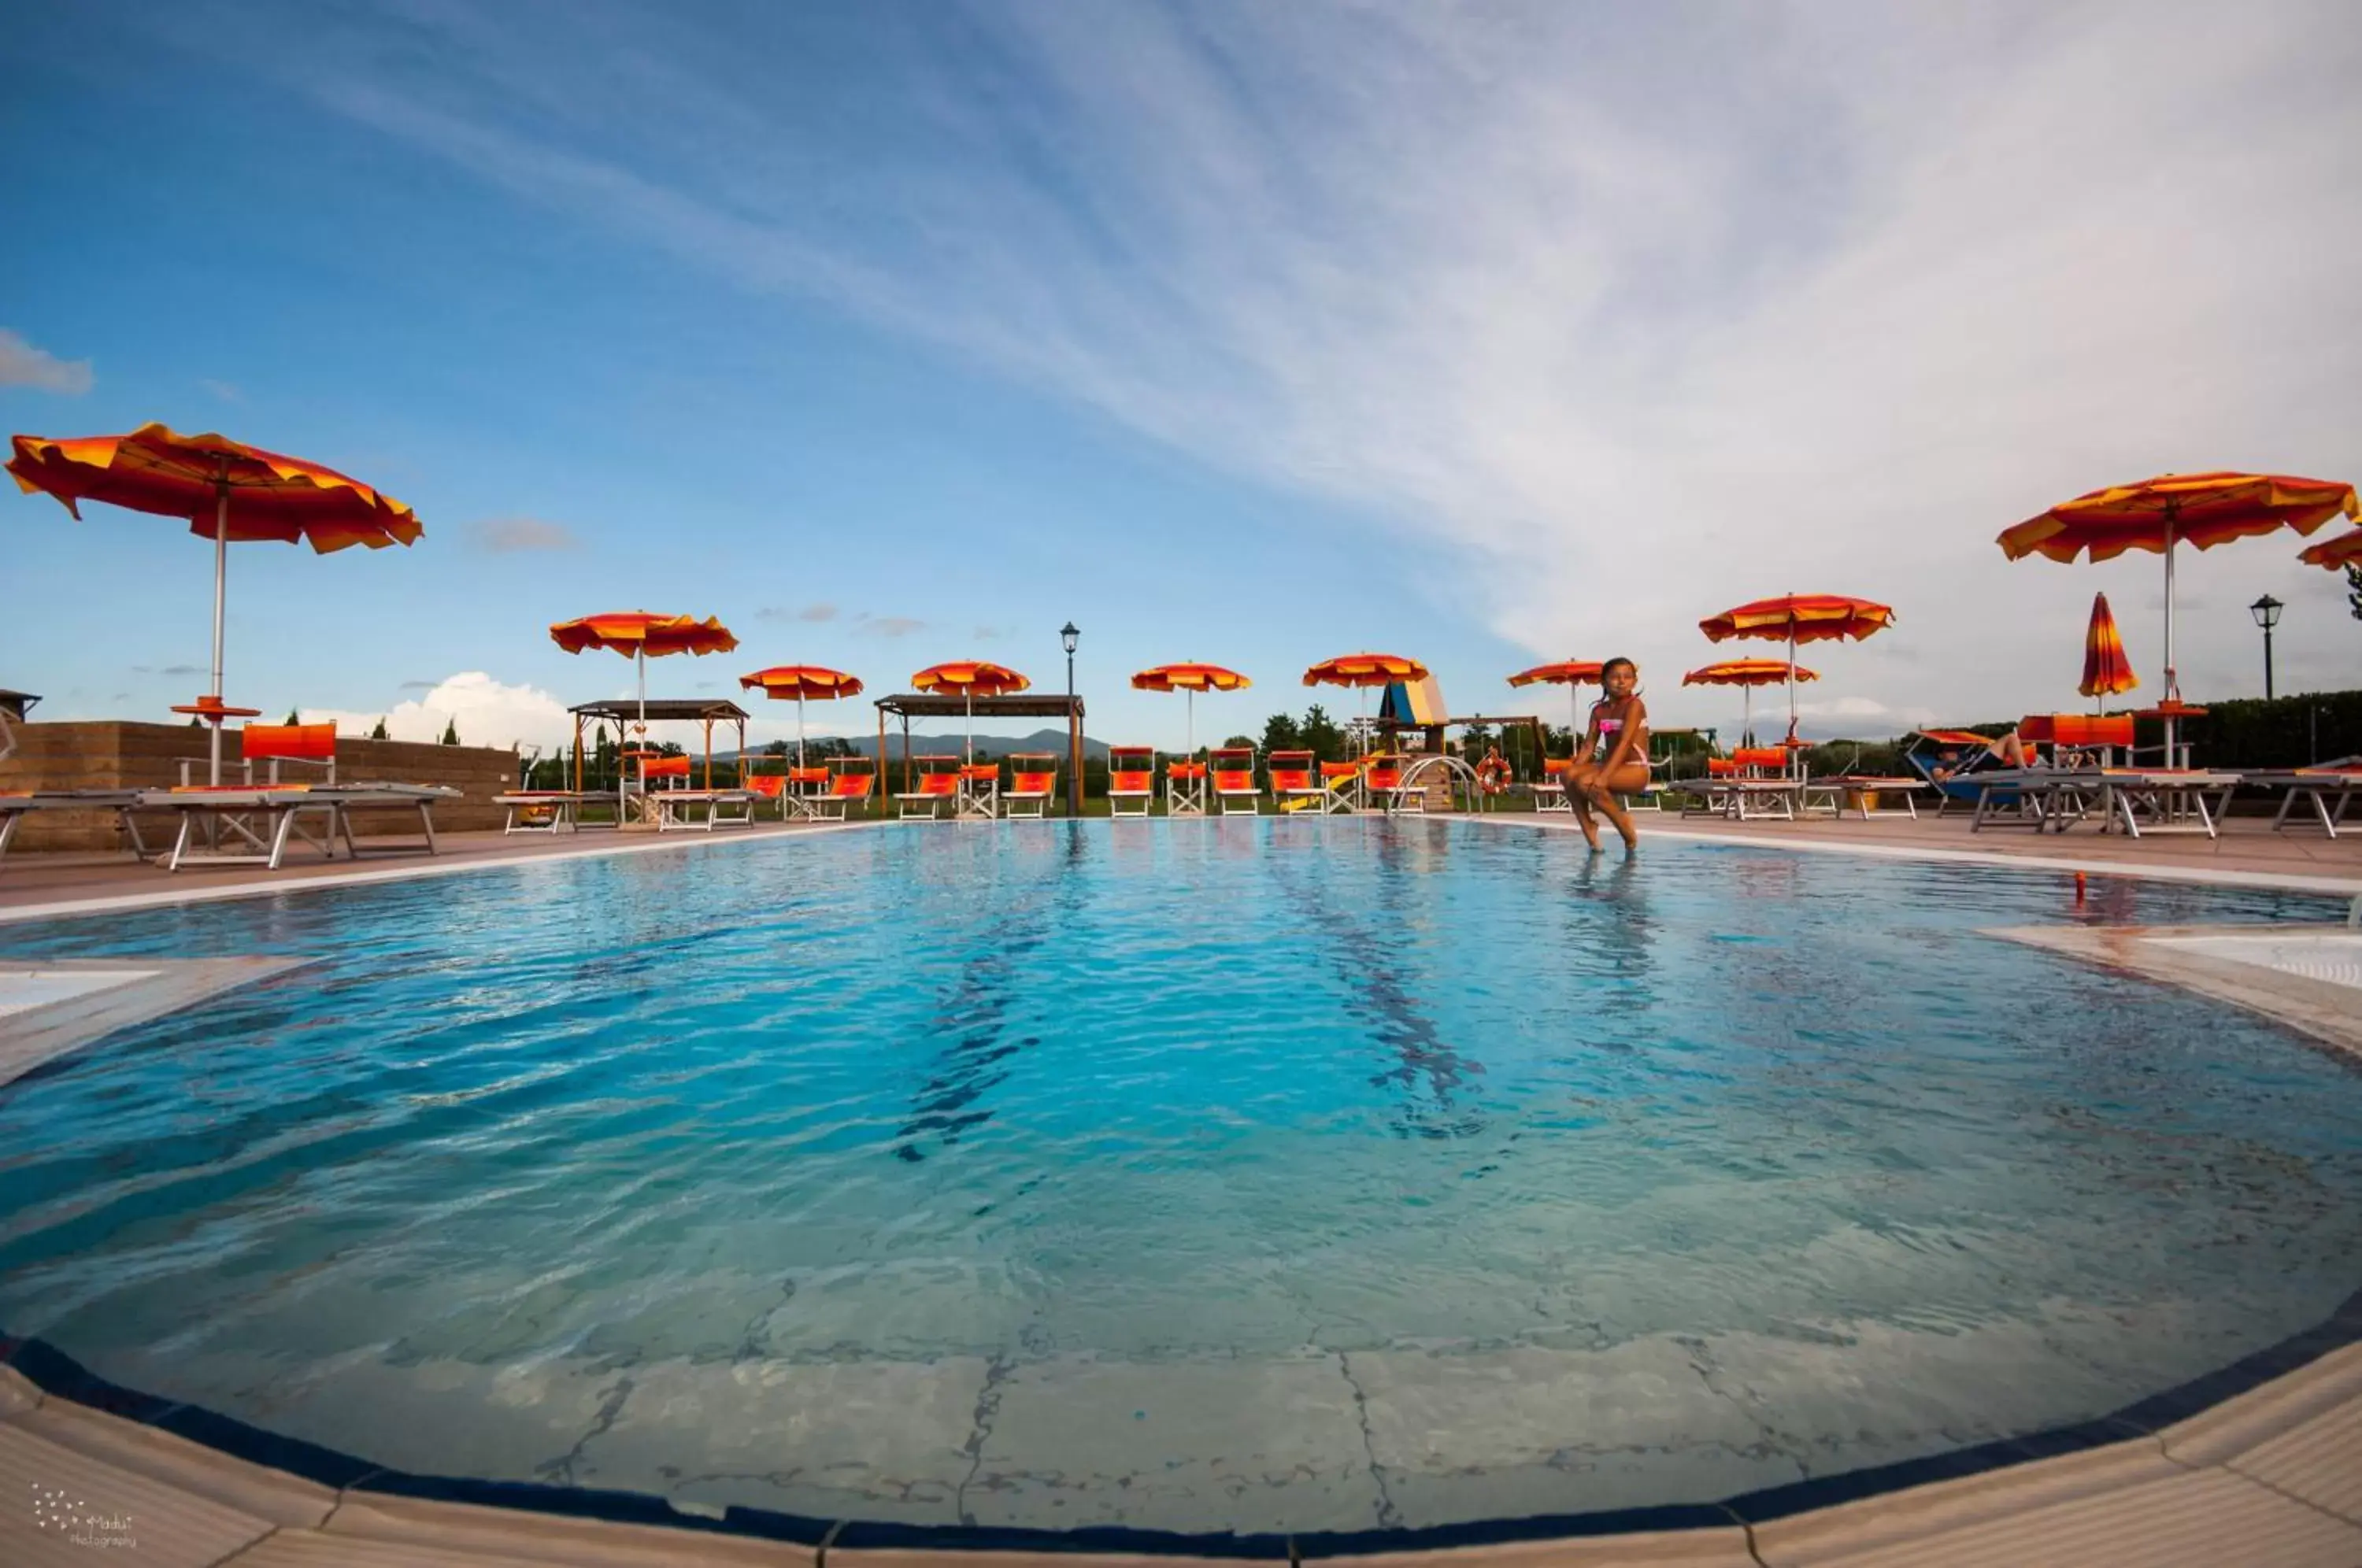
199 377 243 403
0 328 92 394
469 516 582 553
220 1 2362 722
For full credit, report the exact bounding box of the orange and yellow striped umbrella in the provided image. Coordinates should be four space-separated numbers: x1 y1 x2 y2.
1507 660 1605 689
550 612 738 761
1684 660 1817 748
2079 594 2138 701
8 423 423 783
1699 595 1890 735
1508 661 1605 748
1683 659 1818 687
1132 662 1251 693
912 660 1030 697
739 664 864 701
740 664 863 771
551 612 738 658
1999 472 2356 566
913 660 1029 767
1306 653 1428 756
2298 530 2362 570
1698 594 1894 645
1303 652 1428 688
1998 471 2355 710
1133 664 1250 756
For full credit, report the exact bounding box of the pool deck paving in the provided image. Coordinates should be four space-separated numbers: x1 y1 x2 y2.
3 807 2360 1562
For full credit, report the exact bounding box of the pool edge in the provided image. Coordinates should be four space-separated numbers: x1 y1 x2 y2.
6 1283 2360 1562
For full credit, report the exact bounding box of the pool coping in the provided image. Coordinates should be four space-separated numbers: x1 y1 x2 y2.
1986 923 2362 1063
5 1289 2360 1563
6 815 2360 1560
1 812 2356 931
0 956 312 1090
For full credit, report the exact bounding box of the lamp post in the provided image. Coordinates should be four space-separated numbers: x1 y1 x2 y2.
1061 622 1081 818
2249 594 2283 701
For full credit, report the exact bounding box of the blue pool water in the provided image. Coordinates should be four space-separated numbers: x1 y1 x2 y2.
1 819 2357 1533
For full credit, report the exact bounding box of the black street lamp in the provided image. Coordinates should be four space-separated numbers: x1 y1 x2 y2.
1061 622 1081 817
2249 594 2282 700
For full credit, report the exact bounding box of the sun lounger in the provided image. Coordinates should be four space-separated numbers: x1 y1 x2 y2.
1165 757 1207 817
1971 767 2238 839
806 761 876 822
1212 747 1261 815
2247 762 2362 839
0 789 157 872
1316 759 1365 813
1003 753 1059 819
653 790 757 830
1807 776 1933 819
1109 746 1155 817
1679 748 1797 819
180 721 340 788
958 762 1001 822
1534 756 1574 813
1366 754 1416 813
894 756 962 821
1268 751 1323 812
139 784 456 871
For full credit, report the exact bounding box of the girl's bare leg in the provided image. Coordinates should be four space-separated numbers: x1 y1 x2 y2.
1565 764 1604 849
1590 766 1648 852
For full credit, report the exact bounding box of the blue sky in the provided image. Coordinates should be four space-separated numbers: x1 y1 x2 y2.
7 0 2360 752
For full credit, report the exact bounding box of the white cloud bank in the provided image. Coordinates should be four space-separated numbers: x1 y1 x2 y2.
217 2 2362 723
302 671 572 751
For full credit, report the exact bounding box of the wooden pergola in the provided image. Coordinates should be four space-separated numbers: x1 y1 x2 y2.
875 693 1087 817
568 697 749 791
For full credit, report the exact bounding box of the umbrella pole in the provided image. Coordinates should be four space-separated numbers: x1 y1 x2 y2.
209 480 229 786
1187 690 1195 758
1742 688 1753 749
797 693 807 772
2161 513 2179 763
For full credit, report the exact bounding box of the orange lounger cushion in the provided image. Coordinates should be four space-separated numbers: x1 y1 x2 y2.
745 775 790 797
1110 771 1153 790
1010 771 1057 792
642 756 693 780
1214 770 1255 790
240 723 335 761
1168 762 1208 781
829 775 876 799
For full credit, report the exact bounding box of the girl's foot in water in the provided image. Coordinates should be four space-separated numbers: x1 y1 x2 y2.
1618 830 1639 854
1580 827 1604 852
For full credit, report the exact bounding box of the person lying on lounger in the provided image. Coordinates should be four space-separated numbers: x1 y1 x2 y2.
1565 656 1649 854
1931 729 2035 782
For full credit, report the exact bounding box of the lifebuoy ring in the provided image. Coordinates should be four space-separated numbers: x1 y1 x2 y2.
1475 753 1512 795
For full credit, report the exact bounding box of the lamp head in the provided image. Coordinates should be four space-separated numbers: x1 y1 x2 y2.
2250 593 2284 631
1061 622 1080 655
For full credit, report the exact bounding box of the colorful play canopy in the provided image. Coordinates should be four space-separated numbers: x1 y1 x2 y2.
1133 664 1250 755
2079 593 2138 702
739 664 864 769
8 423 421 782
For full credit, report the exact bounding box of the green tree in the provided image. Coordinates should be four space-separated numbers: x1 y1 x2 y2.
1260 712 1302 754
368 717 390 741
283 708 301 726
1221 734 1256 751
1300 704 1345 763
439 719 460 745
2347 562 2361 622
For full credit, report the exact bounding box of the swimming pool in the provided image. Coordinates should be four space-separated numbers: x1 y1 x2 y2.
2 819 2357 1536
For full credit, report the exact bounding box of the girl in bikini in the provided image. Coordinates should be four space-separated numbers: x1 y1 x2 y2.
1565 656 1649 853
